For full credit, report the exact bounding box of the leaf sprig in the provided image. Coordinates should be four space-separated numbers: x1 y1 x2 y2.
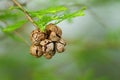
29 6 86 31
1 6 86 32
2 20 27 32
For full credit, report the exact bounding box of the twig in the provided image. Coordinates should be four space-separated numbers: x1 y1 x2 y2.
14 31 30 46
0 20 30 46
12 0 38 28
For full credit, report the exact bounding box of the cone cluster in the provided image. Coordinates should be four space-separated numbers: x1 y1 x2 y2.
30 23 66 59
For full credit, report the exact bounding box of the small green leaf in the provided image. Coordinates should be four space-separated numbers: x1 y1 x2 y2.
29 6 86 31
0 10 18 20
55 7 86 24
9 6 17 10
0 27 22 42
3 20 27 32
29 6 67 17
35 15 56 30
45 6 67 13
63 7 86 19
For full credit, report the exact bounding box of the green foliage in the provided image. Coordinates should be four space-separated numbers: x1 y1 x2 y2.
2 20 27 32
55 7 86 24
29 6 67 16
29 6 86 31
0 26 23 42
0 0 120 80
0 10 17 21
0 9 24 21
1 6 85 32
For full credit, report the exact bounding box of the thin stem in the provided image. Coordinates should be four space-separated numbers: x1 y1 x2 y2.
14 31 30 47
12 0 38 28
0 20 30 46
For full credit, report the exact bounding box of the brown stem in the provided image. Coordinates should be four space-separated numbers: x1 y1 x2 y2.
12 0 38 28
14 31 30 46
0 20 30 46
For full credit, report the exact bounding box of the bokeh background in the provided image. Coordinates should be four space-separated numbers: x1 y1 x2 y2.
0 0 120 80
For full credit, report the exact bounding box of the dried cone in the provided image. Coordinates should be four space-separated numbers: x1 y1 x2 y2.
30 23 66 59
56 43 65 53
30 45 43 57
40 39 52 52
46 23 62 36
45 42 54 53
30 29 46 45
46 23 62 41
56 38 66 53
59 38 66 46
49 31 60 41
40 39 56 59
40 39 52 46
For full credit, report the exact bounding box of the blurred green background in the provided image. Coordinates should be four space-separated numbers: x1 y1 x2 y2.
0 0 120 80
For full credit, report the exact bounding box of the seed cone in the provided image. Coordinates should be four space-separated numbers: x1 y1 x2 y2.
30 29 46 45
30 23 66 59
49 32 60 41
45 23 62 37
30 45 43 57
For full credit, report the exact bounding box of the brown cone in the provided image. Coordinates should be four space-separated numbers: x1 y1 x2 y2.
56 42 65 53
42 41 56 56
49 32 60 41
30 29 46 45
30 45 43 57
55 38 66 53
45 23 62 37
30 23 66 59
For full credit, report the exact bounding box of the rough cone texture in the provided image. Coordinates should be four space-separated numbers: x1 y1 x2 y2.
30 23 66 59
